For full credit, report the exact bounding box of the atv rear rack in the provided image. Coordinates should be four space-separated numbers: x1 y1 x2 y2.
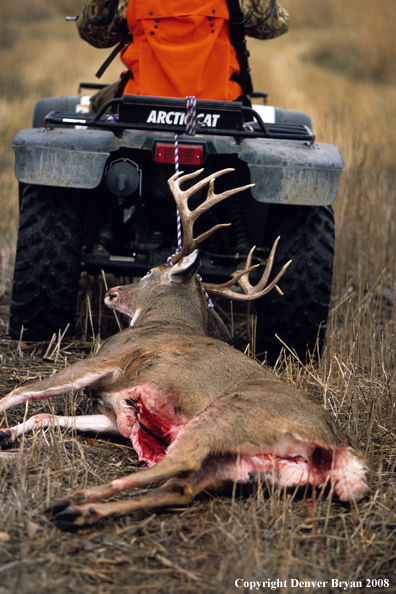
44 95 315 142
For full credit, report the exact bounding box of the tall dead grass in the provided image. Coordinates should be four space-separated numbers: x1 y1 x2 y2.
0 0 396 591
286 0 396 83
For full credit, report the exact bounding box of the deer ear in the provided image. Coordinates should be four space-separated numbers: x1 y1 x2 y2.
169 249 201 283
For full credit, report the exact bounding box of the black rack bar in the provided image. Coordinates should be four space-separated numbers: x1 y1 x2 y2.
44 96 315 142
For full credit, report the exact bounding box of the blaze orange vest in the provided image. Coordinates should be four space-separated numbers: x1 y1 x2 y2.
121 0 242 101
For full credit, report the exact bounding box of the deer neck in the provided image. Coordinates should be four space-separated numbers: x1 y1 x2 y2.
137 283 209 335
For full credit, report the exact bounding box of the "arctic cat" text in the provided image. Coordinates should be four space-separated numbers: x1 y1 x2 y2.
146 110 221 128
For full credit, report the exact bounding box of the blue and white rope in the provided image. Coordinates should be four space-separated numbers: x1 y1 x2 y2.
185 96 196 136
168 96 196 265
174 133 183 253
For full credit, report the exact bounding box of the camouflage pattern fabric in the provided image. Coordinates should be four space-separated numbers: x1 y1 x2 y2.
77 0 129 48
241 0 289 39
77 0 288 48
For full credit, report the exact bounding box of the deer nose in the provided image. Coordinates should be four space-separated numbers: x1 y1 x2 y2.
104 286 121 306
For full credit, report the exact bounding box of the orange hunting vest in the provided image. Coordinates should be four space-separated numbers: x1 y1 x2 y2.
121 0 242 101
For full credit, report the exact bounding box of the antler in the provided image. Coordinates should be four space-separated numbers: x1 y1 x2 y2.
203 237 292 302
168 168 254 265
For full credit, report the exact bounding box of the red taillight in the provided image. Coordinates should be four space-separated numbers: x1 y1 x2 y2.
155 143 203 165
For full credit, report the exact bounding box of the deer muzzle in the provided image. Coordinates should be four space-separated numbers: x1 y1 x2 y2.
104 287 121 309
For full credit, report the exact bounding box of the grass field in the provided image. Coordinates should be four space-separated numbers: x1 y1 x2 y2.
1 1 396 592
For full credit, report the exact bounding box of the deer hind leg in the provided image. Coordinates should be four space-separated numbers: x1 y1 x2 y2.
48 442 279 531
45 390 274 525
46 440 206 514
49 457 227 530
50 478 196 530
0 414 120 447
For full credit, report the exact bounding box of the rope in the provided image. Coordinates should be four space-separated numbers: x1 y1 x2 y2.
185 96 196 136
174 133 183 252
168 96 196 265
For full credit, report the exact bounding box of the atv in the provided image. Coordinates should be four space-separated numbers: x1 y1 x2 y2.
10 88 343 362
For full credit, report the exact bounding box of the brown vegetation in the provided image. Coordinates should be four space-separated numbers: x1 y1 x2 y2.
0 0 396 592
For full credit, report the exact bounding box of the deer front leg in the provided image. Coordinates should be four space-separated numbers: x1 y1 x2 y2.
0 358 122 414
0 414 120 447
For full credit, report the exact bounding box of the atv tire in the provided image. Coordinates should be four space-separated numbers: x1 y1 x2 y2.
9 184 85 341
256 204 335 364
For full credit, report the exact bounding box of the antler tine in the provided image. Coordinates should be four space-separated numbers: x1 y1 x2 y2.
203 249 259 296
203 237 292 302
238 236 280 294
168 168 254 264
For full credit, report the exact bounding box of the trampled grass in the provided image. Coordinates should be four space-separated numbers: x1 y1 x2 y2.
0 0 396 592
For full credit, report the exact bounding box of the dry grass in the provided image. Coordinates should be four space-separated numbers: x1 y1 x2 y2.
1 0 396 592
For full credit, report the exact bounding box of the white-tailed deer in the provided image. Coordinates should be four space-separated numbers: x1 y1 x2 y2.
0 169 369 530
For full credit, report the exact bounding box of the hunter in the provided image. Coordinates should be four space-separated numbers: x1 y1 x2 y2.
77 0 289 105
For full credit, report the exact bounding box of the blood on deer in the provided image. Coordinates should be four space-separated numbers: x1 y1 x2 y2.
0 168 370 530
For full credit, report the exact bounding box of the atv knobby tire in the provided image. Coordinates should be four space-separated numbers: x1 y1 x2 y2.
9 184 85 341
256 204 335 364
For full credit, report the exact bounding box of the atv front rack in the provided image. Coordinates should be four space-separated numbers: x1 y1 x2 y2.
44 95 315 142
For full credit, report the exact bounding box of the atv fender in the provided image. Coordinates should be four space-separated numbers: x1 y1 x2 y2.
238 138 344 205
12 128 119 189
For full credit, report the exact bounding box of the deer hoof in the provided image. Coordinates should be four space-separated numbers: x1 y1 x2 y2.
44 499 71 518
0 429 13 448
50 504 104 530
51 507 84 531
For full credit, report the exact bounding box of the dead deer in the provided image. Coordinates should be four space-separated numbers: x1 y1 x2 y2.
0 169 370 530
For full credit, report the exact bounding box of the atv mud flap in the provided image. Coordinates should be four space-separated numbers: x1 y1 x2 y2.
12 128 119 189
239 138 344 205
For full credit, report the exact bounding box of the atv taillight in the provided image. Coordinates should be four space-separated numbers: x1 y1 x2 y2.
155 143 203 165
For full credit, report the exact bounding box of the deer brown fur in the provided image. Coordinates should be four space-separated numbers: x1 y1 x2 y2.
0 169 370 530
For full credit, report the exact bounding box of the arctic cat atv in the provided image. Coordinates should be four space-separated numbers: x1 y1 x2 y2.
10 90 343 362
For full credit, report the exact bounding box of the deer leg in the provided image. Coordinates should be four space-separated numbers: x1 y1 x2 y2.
45 447 205 515
0 359 122 414
0 414 120 447
49 456 247 530
50 478 196 530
